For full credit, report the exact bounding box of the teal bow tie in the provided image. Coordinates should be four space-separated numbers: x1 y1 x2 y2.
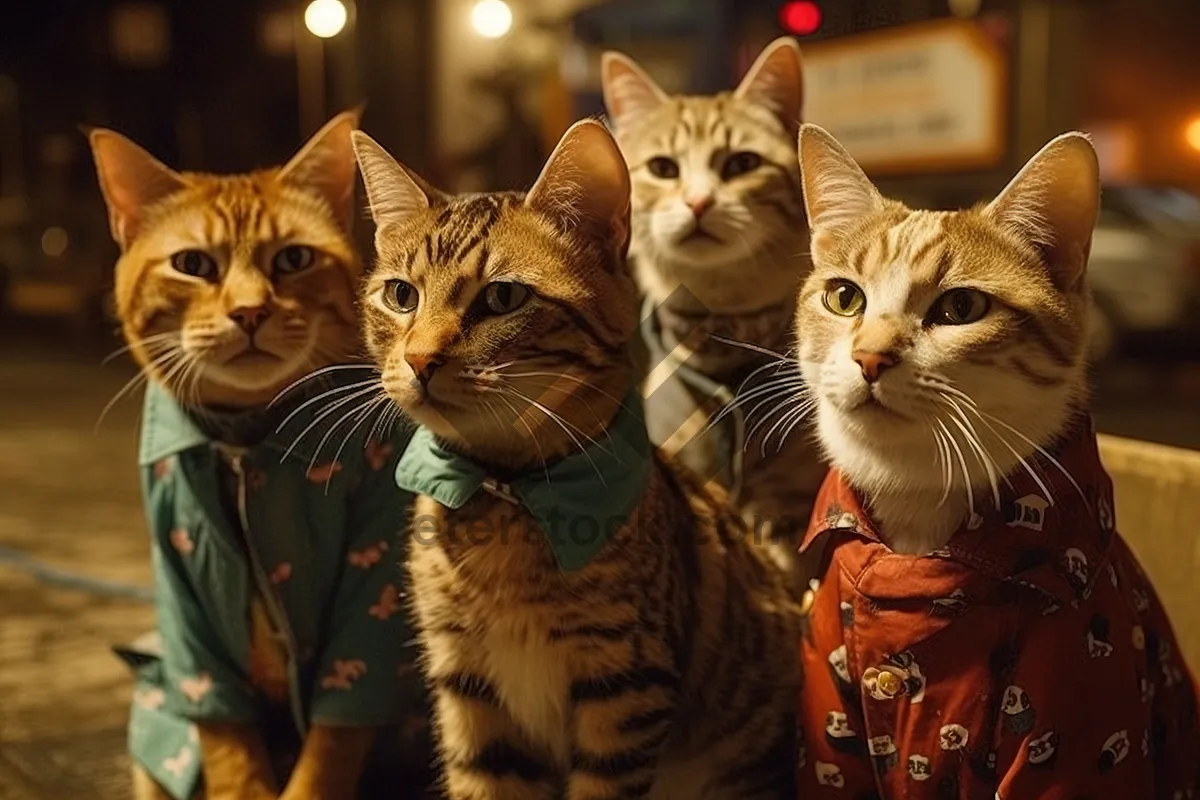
395 391 652 571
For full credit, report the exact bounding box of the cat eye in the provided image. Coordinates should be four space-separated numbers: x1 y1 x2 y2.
647 157 680 180
822 281 866 317
929 289 990 326
382 279 419 313
170 250 218 281
273 245 315 274
721 151 763 180
482 282 530 315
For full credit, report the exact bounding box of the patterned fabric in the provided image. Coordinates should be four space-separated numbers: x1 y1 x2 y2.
796 417 1200 798
639 295 797 498
395 390 651 572
124 379 427 798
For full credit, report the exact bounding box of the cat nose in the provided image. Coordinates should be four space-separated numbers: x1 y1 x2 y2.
686 194 714 218
406 353 444 386
228 305 270 334
852 350 898 384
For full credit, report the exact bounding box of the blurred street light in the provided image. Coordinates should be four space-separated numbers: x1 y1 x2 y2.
305 0 347 39
472 0 513 39
297 0 350 139
779 2 822 37
1186 116 1200 154
41 227 69 258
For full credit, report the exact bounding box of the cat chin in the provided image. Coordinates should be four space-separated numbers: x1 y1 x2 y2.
651 232 763 267
198 350 312 396
816 399 913 455
816 388 1077 502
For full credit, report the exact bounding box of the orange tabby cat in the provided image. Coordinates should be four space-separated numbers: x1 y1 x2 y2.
90 112 427 800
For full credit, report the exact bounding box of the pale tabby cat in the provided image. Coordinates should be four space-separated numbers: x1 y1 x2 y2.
352 119 804 799
601 38 826 576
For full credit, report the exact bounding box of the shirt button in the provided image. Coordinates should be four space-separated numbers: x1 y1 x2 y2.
876 670 902 698
800 579 819 615
800 589 816 615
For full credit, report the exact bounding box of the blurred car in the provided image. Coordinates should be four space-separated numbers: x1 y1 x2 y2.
0 196 113 336
1087 184 1200 360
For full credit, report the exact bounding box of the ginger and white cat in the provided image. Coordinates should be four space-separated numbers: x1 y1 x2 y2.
790 125 1200 797
793 125 1096 553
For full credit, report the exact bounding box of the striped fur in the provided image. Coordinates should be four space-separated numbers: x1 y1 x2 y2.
792 125 1100 553
603 38 827 583
354 121 804 799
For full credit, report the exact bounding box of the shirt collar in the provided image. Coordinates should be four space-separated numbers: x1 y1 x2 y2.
394 390 652 572
137 374 368 466
640 295 795 386
801 415 1116 605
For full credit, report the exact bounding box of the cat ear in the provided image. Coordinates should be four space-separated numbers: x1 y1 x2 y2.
985 133 1100 291
526 119 630 257
350 131 443 231
86 129 187 251
601 51 668 132
279 109 362 231
798 123 883 233
734 37 804 134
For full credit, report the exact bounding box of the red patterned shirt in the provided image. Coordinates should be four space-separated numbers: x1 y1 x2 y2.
796 419 1200 799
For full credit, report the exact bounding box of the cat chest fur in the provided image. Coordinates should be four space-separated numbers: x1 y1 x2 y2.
410 494 589 766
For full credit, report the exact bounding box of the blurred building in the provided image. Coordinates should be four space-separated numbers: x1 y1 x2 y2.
553 0 1200 207
0 0 435 329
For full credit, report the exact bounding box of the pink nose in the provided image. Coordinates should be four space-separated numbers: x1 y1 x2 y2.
228 305 270 334
406 352 443 385
686 195 714 218
852 350 897 384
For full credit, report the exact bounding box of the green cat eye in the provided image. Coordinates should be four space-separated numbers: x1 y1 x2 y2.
930 289 990 326
482 282 530 315
170 249 218 281
721 151 762 180
822 281 866 317
273 245 315 274
647 157 679 179
382 279 419 313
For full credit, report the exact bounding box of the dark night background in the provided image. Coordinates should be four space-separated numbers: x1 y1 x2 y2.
1 1 1199 797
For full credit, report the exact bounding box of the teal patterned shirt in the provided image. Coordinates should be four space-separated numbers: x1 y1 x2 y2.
125 379 425 798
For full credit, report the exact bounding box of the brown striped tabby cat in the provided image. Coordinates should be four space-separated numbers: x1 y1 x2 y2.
601 38 826 579
90 112 381 800
352 119 804 799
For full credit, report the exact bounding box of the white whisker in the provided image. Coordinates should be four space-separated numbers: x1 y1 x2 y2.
500 386 608 484
982 411 1088 506
281 384 380 463
270 363 379 408
934 417 976 519
941 397 1002 510
274 379 379 434
707 334 789 360
323 393 392 491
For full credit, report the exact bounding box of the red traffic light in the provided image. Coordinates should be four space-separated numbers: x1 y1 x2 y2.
779 1 822 36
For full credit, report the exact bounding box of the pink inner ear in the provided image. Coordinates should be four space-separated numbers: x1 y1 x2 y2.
90 132 187 247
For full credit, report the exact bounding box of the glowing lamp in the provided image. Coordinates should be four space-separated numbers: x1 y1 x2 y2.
779 1 822 36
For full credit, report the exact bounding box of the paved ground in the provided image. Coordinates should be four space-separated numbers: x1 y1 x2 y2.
0 329 1197 799
0 334 152 799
